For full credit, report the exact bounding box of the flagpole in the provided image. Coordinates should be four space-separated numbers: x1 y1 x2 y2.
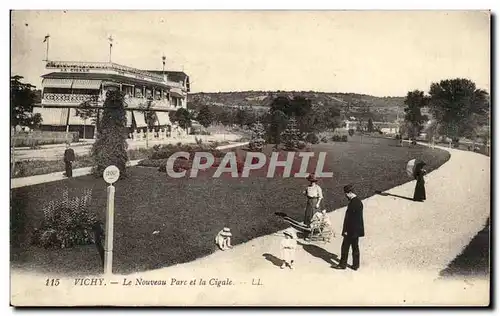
108 35 113 63
46 36 50 61
43 34 50 61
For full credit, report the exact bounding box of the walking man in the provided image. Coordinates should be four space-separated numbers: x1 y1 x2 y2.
333 184 364 271
63 142 75 177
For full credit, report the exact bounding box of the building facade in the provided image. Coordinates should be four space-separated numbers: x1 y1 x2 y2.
33 61 190 139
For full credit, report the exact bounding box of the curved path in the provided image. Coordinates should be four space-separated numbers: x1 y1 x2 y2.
11 145 490 306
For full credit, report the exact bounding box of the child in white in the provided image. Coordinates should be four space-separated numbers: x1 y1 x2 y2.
215 227 233 250
280 229 297 269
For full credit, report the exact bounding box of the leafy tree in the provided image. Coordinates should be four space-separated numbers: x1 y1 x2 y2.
248 121 266 151
75 100 97 140
367 118 374 133
428 78 489 141
270 95 291 114
172 108 192 130
403 90 429 139
235 108 250 127
10 75 42 128
268 109 288 144
90 90 129 178
218 109 235 126
138 97 158 148
196 105 214 128
281 117 303 150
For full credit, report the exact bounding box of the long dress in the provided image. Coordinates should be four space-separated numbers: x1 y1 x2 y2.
413 169 426 201
280 239 297 264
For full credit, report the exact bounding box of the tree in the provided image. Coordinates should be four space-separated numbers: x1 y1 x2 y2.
196 105 214 128
235 108 250 127
281 117 303 150
172 108 192 130
403 90 429 139
138 97 158 148
268 109 288 144
75 100 97 140
90 90 129 178
428 78 489 142
10 75 42 128
270 95 291 114
248 121 266 151
367 118 374 133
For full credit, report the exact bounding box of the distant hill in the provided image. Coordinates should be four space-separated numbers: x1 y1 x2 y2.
188 91 405 122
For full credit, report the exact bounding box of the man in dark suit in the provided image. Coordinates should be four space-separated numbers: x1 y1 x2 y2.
63 142 75 177
333 184 364 270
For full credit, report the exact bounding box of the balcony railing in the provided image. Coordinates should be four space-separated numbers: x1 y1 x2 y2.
42 93 99 104
41 93 185 110
46 60 165 82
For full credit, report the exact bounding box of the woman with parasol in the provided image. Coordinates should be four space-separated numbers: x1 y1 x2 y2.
413 161 427 202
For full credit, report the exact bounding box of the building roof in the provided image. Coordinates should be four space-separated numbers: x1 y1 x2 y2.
42 61 190 91
146 70 189 82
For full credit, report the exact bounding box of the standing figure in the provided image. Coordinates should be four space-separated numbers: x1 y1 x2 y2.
63 142 75 178
333 185 364 271
280 229 297 269
413 161 427 202
215 227 233 251
302 174 323 227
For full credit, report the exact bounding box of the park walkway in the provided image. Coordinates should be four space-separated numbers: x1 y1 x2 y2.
10 142 250 189
10 145 490 306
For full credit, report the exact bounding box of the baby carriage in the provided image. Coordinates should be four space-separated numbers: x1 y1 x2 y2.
274 210 334 243
308 210 334 242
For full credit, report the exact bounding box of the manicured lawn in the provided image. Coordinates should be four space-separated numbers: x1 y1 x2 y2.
11 140 450 275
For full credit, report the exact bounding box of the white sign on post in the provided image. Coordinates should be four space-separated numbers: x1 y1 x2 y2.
103 165 120 185
103 165 120 275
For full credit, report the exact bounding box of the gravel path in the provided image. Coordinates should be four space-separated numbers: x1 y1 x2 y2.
10 145 490 306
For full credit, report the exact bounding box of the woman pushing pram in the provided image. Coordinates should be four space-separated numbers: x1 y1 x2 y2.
275 209 334 242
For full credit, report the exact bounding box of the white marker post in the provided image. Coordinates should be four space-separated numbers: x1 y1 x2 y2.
103 165 120 275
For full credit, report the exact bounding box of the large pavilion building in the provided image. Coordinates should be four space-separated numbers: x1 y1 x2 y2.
33 60 190 139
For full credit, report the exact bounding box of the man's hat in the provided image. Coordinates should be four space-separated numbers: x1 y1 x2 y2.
306 174 318 182
343 184 354 194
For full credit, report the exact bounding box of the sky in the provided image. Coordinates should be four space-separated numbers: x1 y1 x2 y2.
10 10 490 96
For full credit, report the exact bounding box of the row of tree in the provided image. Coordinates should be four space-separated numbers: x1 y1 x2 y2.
403 78 490 144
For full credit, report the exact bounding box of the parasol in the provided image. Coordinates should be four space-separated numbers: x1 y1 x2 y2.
406 159 417 177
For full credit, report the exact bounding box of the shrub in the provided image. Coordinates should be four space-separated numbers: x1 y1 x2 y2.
320 136 328 143
32 188 98 249
195 136 203 145
305 133 320 144
331 135 348 142
249 121 266 152
91 90 129 177
297 141 307 150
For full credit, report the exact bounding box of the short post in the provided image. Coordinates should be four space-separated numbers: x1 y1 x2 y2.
104 184 115 275
102 165 120 275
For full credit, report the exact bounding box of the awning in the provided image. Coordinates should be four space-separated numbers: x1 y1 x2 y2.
42 78 73 89
33 107 69 126
126 111 133 127
170 88 183 97
133 111 147 128
68 108 90 125
156 111 171 126
72 79 102 90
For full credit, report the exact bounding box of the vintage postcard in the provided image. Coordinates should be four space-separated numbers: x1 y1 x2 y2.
10 10 490 306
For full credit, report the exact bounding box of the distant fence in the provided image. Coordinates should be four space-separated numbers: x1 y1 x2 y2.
12 131 79 147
